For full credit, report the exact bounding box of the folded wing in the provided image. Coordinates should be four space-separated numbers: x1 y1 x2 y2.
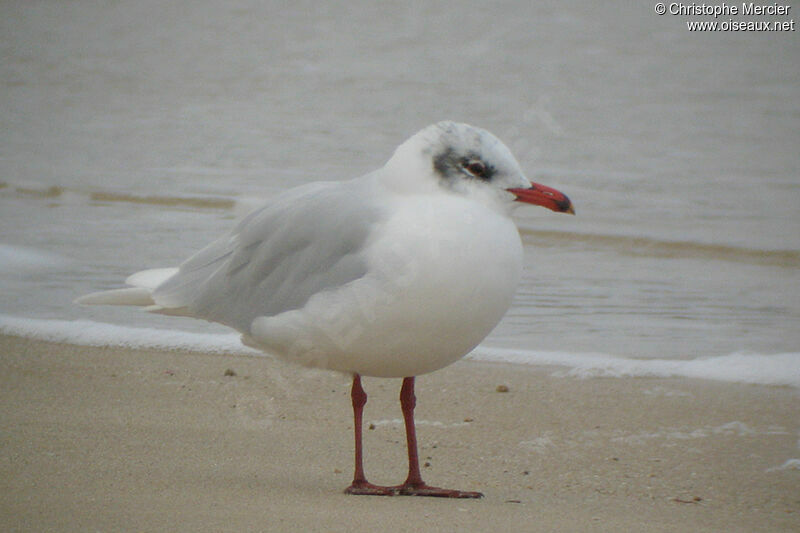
151 179 383 333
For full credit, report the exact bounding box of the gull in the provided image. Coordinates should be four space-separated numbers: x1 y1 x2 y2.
77 121 574 498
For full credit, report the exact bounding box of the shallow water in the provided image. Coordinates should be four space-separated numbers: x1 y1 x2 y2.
1 1 798 379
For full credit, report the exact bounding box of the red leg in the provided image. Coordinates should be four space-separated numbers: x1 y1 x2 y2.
344 374 396 495
343 375 482 498
395 377 482 498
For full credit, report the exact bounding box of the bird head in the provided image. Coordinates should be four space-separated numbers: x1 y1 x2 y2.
385 121 574 215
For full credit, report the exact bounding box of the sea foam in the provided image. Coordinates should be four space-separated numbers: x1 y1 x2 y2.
472 347 800 388
1 315 798 388
0 315 257 354
0 244 73 275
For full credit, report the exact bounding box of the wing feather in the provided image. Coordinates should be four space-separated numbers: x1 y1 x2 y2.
152 177 384 333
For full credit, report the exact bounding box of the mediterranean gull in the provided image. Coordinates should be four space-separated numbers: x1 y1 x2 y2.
77 121 574 498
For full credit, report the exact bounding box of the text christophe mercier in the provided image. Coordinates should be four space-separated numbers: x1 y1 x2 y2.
663 3 791 17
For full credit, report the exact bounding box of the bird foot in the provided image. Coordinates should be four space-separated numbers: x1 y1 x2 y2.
345 481 482 498
396 483 483 498
344 481 402 496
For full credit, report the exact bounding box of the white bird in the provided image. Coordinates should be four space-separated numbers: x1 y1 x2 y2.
77 121 574 498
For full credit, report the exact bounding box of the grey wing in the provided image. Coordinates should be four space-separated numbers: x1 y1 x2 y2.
152 179 383 333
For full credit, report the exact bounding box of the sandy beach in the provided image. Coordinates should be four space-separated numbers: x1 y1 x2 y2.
0 335 797 532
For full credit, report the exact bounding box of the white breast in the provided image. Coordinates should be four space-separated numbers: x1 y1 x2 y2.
249 192 523 377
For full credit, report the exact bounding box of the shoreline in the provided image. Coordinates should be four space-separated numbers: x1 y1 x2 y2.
2 314 798 389
1 334 798 531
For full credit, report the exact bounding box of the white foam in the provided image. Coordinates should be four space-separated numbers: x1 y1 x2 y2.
471 347 800 388
1 315 798 388
766 459 800 472
0 315 258 354
0 244 73 275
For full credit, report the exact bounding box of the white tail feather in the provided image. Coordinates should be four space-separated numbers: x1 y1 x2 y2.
75 287 155 306
126 268 178 289
76 267 178 307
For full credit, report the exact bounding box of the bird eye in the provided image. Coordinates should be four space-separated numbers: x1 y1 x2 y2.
463 160 488 179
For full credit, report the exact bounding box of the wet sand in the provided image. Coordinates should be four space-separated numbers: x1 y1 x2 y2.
1 335 797 532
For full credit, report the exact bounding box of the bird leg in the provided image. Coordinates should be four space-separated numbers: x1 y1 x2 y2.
394 377 483 498
344 374 397 495
344 374 482 498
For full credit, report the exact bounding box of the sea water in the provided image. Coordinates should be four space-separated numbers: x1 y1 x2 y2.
1 1 798 386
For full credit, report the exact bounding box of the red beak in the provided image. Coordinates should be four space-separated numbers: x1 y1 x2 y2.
507 182 575 214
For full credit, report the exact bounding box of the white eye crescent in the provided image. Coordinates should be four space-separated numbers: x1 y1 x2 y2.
463 160 488 179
